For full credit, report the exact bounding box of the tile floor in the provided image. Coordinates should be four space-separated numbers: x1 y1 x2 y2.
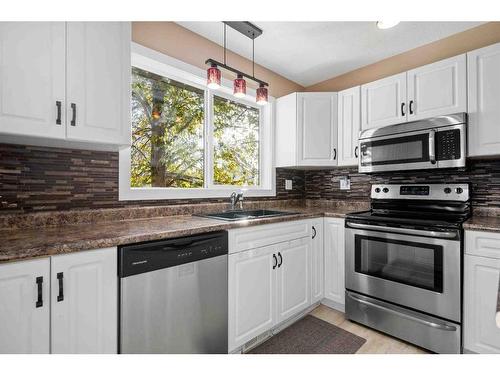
310 304 429 354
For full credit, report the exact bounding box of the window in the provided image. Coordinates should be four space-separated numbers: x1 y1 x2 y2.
119 44 274 200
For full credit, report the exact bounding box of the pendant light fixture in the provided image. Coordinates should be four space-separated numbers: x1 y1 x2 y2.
205 22 269 105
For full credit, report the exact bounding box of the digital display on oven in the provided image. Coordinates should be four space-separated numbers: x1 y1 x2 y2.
400 186 430 196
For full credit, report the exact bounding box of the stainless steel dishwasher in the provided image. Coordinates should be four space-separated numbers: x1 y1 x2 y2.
119 231 228 354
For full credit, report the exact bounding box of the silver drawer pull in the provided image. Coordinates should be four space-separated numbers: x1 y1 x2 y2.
346 222 457 239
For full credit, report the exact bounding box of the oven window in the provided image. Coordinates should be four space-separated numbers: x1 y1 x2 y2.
354 235 443 292
360 133 430 166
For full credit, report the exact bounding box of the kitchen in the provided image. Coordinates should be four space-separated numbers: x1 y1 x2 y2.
1 2 500 371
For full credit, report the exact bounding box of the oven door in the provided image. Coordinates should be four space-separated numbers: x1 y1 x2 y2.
345 222 461 322
359 128 436 173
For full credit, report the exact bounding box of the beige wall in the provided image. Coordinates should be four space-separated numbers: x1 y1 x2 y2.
132 22 304 97
306 22 500 92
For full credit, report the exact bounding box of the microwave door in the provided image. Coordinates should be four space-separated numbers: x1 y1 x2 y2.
359 129 437 173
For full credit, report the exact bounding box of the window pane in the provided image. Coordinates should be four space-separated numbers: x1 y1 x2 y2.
131 67 204 188
213 96 260 186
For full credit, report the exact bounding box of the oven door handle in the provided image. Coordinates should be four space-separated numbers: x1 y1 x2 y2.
347 292 457 331
346 222 457 239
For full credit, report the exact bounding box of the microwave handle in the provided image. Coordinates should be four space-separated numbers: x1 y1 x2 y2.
429 129 436 164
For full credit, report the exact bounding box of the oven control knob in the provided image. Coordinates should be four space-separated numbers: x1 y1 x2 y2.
375 188 381 193
456 187 463 194
382 187 389 193
444 187 452 194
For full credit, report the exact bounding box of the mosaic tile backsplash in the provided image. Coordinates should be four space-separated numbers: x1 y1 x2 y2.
1 142 499 215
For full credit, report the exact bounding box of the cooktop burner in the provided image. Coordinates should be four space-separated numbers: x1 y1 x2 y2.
346 183 471 229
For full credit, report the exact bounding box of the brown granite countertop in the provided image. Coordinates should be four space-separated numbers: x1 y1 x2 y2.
0 206 357 263
463 216 500 233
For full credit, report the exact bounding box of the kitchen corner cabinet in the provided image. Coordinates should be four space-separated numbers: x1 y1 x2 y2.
0 258 50 354
0 247 117 354
0 22 131 149
276 92 338 167
467 42 500 157
323 217 345 310
310 218 324 303
337 86 361 166
361 54 466 130
51 247 117 354
464 230 500 354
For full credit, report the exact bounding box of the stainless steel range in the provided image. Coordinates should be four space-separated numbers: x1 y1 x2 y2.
345 184 471 354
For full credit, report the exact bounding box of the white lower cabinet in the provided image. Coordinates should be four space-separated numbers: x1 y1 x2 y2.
227 221 314 352
0 247 117 354
51 247 117 354
276 238 311 323
0 258 50 353
323 217 345 310
228 245 276 351
464 230 500 353
310 218 324 303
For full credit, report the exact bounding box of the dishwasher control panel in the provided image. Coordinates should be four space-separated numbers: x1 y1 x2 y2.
119 231 228 277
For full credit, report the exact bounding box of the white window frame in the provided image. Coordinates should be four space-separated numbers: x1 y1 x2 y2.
119 43 275 200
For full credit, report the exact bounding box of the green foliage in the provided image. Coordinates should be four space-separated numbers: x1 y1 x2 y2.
130 67 260 189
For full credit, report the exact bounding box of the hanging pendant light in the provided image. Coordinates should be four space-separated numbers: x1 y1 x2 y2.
207 63 221 89
256 83 268 105
205 22 269 104
233 74 246 98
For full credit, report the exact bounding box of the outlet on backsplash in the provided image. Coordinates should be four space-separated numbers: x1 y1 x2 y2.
285 179 293 190
339 176 351 190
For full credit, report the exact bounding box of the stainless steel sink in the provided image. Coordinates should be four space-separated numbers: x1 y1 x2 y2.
196 209 297 221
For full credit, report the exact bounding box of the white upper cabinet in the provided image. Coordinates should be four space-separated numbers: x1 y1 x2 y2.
276 92 338 167
338 86 361 166
0 22 131 149
0 22 66 139
51 248 117 354
467 42 500 157
361 55 467 130
407 54 466 121
0 258 50 354
361 72 407 129
66 22 131 145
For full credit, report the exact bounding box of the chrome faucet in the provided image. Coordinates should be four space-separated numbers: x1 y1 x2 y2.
229 191 244 211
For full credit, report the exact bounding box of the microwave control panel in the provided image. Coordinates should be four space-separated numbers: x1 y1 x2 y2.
436 129 461 160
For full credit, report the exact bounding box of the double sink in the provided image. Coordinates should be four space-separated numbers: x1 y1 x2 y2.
197 209 297 222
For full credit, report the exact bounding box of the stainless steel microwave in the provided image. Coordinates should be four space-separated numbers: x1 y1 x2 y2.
358 113 466 173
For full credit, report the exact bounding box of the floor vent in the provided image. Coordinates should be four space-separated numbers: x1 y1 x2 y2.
242 331 272 353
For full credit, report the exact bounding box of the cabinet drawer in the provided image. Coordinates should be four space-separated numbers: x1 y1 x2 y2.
466 230 500 259
228 219 311 254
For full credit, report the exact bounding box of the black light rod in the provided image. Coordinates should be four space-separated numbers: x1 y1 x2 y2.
205 58 269 87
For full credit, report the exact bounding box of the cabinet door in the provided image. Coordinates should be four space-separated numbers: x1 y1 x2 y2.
297 93 338 166
338 86 361 166
361 72 407 129
51 247 117 354
0 258 50 354
464 254 500 353
468 43 500 157
324 218 345 308
228 245 276 351
0 22 65 139
311 219 324 304
276 237 311 323
66 22 131 145
407 54 466 121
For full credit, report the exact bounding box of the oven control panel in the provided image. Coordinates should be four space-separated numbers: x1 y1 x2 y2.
371 184 469 201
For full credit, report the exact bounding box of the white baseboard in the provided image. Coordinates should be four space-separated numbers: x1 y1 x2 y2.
321 298 345 313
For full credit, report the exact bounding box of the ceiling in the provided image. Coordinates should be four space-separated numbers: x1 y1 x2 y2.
177 22 483 87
